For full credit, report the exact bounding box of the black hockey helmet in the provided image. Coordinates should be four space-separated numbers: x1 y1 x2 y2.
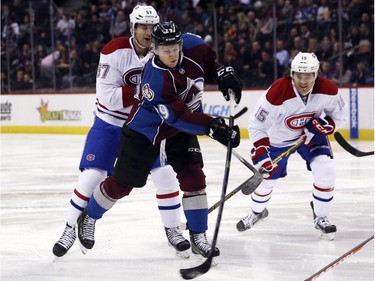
151 21 182 46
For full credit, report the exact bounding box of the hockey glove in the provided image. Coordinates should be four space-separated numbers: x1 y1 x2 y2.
251 145 278 179
215 65 243 104
304 117 335 145
207 117 240 148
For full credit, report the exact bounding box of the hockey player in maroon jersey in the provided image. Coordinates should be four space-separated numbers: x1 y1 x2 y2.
237 52 348 240
77 21 242 258
53 6 193 258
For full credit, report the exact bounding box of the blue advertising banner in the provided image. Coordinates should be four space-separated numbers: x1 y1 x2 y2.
349 88 359 138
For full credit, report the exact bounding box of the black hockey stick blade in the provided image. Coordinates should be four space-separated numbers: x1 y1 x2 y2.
180 256 214 279
211 106 248 120
231 150 263 195
241 139 304 195
233 106 248 119
334 132 374 157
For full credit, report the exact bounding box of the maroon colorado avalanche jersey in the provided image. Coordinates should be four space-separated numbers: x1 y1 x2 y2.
126 33 220 144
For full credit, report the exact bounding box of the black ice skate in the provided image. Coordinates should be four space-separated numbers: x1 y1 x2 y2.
314 216 337 240
77 209 96 252
310 201 336 240
236 208 269 232
52 223 76 257
165 227 190 258
189 231 220 258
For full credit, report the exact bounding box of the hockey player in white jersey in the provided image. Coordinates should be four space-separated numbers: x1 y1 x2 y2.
237 52 348 240
53 5 190 258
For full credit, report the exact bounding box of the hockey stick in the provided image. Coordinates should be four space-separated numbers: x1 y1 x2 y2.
304 235 374 281
180 94 236 279
181 176 257 230
241 138 305 195
231 149 263 194
210 106 248 120
334 132 374 157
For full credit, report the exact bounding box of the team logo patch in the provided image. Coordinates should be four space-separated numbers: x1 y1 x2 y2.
123 67 142 87
86 154 95 161
143 84 154 100
285 113 315 129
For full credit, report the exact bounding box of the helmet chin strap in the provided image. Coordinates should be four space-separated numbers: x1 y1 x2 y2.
133 37 148 50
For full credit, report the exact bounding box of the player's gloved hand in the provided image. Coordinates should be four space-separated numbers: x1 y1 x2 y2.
207 117 240 148
215 65 243 104
251 145 278 179
304 117 335 145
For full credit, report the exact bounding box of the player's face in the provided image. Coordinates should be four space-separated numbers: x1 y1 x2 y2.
291 72 315 96
134 24 154 48
155 44 181 68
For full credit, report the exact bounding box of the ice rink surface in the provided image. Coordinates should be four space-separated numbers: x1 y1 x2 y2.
1 134 374 281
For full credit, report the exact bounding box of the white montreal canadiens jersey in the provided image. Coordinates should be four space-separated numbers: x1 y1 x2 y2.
249 77 348 147
95 37 153 127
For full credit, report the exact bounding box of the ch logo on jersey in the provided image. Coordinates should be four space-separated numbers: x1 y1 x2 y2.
142 84 154 100
123 67 143 87
285 113 315 129
180 78 204 112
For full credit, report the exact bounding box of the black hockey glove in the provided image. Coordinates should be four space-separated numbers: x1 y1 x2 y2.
206 117 240 148
215 65 243 104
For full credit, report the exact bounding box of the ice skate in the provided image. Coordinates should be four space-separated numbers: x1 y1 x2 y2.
165 227 190 258
189 231 220 259
52 223 76 257
314 216 336 240
77 209 96 253
236 208 269 232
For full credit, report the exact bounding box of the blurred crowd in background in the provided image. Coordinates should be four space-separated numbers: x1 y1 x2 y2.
1 0 374 93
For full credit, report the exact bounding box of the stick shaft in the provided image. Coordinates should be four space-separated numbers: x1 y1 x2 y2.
304 235 374 281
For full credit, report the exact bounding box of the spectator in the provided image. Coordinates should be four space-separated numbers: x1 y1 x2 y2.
346 39 374 71
350 60 372 86
332 61 352 86
61 48 84 88
320 60 334 80
56 12 76 43
109 9 128 38
316 35 333 61
252 50 274 87
275 39 290 68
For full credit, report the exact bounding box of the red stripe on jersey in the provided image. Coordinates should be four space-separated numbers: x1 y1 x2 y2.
157 191 180 199
74 188 90 201
97 99 130 116
313 184 334 192
266 77 296 106
101 37 131 55
312 77 338 96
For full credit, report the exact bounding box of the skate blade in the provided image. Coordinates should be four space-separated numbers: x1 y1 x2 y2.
319 232 335 241
175 250 190 259
78 242 89 254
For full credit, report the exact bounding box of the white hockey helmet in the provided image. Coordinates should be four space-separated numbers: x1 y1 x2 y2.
291 52 320 78
129 5 159 35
